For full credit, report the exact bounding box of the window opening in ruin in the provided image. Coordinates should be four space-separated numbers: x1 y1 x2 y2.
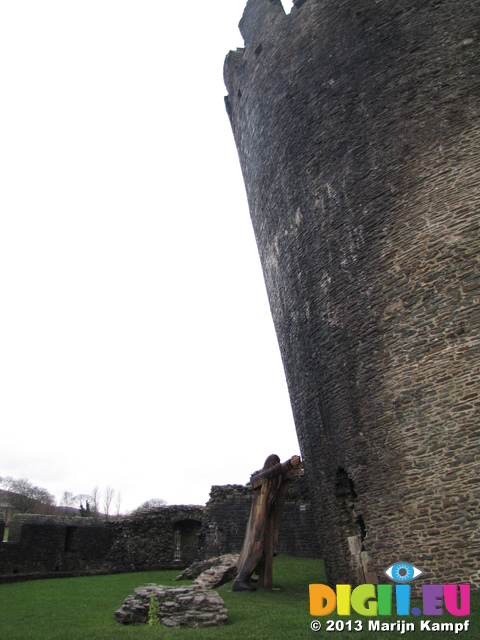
174 519 202 564
255 43 263 57
65 526 78 552
174 529 181 561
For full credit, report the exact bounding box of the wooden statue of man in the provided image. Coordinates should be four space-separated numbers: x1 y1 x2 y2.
232 453 302 591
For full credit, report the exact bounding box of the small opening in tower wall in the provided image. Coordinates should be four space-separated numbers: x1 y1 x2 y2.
335 468 365 547
254 43 263 57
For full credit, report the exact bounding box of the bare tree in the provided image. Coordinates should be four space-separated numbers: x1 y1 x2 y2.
114 490 122 516
91 486 101 517
60 491 76 511
103 486 115 519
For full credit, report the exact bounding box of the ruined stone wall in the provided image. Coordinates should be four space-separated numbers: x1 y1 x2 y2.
0 489 319 582
198 485 251 557
105 506 204 573
0 515 114 580
224 0 480 587
198 475 320 559
0 507 203 582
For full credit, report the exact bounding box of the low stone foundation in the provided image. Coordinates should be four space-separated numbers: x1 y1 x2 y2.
114 584 228 628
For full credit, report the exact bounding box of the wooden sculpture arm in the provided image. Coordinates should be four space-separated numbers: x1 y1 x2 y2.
252 455 302 487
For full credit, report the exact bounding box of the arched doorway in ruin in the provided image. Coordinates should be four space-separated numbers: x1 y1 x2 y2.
173 519 201 565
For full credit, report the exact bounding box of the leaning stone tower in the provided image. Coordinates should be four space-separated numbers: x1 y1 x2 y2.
224 0 480 587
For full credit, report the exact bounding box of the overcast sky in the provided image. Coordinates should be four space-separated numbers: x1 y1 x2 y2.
0 0 299 513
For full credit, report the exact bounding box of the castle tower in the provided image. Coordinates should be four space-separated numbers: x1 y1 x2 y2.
224 0 480 586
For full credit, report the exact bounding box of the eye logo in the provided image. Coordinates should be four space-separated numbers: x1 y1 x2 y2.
384 562 423 583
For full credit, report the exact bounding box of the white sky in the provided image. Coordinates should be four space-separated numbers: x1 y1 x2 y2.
0 0 299 513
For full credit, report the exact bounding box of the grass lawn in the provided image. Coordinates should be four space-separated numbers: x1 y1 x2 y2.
0 557 477 639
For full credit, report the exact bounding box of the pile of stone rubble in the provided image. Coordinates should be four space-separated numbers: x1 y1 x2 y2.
114 554 239 628
114 583 228 628
175 553 239 589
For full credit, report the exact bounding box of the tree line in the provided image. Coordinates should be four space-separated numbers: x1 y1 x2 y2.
58 485 122 518
0 476 166 520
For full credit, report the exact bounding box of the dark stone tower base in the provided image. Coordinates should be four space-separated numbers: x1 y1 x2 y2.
224 0 480 587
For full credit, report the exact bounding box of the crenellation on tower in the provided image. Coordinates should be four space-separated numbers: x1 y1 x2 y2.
239 0 286 44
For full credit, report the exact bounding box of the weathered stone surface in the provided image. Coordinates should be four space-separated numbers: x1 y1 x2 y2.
114 584 228 628
197 475 320 560
187 554 239 589
105 506 203 572
0 515 114 580
0 477 318 583
174 557 223 581
224 0 480 588
0 507 203 582
175 554 238 585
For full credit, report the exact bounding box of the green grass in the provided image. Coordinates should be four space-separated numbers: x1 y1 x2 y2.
0 557 477 639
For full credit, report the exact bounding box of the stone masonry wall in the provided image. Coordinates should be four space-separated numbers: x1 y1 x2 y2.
224 0 480 587
198 474 320 559
0 491 319 582
198 485 251 557
105 506 204 573
0 507 203 582
0 515 114 579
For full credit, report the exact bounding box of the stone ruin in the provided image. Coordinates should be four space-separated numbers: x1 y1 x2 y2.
114 583 228 628
0 476 317 583
224 0 480 587
175 553 239 590
114 554 239 628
